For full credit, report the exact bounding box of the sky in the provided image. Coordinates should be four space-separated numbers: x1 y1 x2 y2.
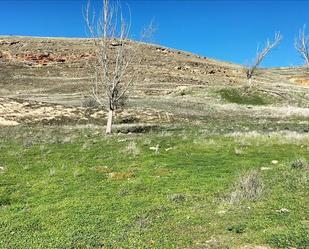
1 0 309 67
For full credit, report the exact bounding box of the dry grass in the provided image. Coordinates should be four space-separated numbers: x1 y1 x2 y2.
124 141 140 157
91 166 112 174
108 171 135 180
228 131 309 146
228 170 263 204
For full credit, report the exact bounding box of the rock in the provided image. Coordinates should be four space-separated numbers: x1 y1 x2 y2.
276 208 290 213
271 160 278 164
260 167 272 171
149 144 159 153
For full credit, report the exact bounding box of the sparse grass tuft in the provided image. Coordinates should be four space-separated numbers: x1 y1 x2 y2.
234 147 243 155
49 167 56 176
124 141 140 157
168 193 186 203
228 170 263 204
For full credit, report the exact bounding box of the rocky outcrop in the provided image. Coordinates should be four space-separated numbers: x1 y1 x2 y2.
0 50 93 66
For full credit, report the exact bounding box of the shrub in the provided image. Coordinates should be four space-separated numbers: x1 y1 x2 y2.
82 96 100 108
290 158 308 169
227 224 246 234
0 196 11 206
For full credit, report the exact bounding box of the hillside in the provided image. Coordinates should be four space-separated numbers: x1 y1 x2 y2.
1 36 309 249
0 36 308 130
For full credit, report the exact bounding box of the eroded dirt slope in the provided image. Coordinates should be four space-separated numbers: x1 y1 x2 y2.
0 36 308 127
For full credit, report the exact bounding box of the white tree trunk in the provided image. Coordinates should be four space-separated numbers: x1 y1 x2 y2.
106 109 113 134
246 77 252 89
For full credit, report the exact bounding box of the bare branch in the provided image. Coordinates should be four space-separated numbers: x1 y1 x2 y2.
141 18 157 43
295 25 309 66
247 32 282 81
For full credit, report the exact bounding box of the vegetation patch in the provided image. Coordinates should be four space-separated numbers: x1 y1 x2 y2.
108 171 135 180
218 88 272 105
267 227 309 248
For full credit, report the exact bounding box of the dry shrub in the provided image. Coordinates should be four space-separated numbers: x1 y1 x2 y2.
229 170 263 204
82 96 100 109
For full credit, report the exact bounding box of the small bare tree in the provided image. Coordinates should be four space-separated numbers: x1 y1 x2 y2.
84 0 133 134
140 18 157 43
295 25 309 67
246 32 282 86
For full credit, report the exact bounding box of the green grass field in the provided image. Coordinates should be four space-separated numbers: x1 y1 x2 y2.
0 126 309 248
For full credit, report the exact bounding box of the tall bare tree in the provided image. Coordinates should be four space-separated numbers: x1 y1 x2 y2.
295 25 309 67
246 32 282 86
84 0 133 134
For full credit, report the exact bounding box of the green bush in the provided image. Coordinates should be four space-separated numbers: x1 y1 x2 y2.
218 88 271 105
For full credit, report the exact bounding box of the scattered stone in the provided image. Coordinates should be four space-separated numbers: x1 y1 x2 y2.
149 144 159 153
108 171 134 180
260 167 272 171
276 208 290 213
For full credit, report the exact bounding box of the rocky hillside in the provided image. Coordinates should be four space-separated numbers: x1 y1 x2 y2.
0 36 308 128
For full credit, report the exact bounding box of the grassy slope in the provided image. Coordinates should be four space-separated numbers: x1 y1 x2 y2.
0 37 308 249
0 126 308 248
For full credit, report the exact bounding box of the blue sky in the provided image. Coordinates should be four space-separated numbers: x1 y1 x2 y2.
1 0 309 67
